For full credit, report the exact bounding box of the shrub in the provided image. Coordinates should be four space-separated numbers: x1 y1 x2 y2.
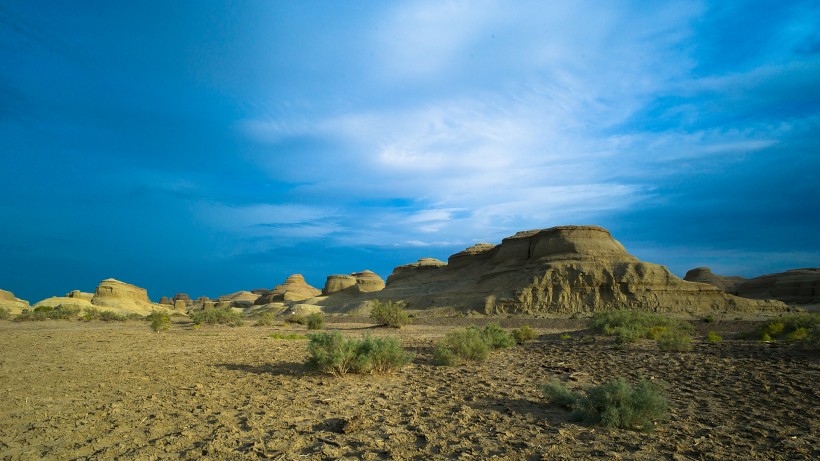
81 307 101 322
512 325 537 343
190 306 243 327
702 315 715 323
541 378 669 431
125 313 144 321
431 343 458 366
705 331 723 343
657 329 692 352
559 333 572 340
306 312 324 330
99 310 127 322
437 327 489 364
146 311 171 333
305 331 413 376
479 323 516 349
254 313 276 327
590 309 692 349
539 379 578 408
16 305 80 321
0 307 10 320
286 315 307 325
750 314 818 344
370 300 410 329
575 378 669 431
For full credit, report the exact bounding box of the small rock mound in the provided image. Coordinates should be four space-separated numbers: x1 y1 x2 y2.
256 274 321 304
0 289 30 315
323 271 386 295
91 278 166 315
684 267 746 292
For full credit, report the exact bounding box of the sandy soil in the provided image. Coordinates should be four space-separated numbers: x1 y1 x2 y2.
0 318 817 460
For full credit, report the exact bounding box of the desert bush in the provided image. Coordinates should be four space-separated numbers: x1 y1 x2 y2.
479 323 516 349
657 329 692 352
702 315 715 323
370 300 410 328
437 327 489 364
0 307 10 320
146 311 171 333
306 331 413 376
126 313 144 321
81 307 101 321
590 309 692 349
190 306 243 327
559 333 573 340
285 314 307 325
542 378 669 431
431 343 458 366
99 310 127 322
254 313 276 327
705 331 723 343
751 314 819 344
306 312 324 330
16 305 80 321
539 379 578 408
512 325 537 343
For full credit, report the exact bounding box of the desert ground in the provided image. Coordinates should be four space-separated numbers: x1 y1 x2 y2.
0 317 817 460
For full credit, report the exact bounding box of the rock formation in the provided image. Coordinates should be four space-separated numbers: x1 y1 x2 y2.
215 291 260 310
686 267 820 307
173 293 193 308
66 290 94 301
256 274 322 304
159 296 172 305
33 296 94 311
333 226 794 318
323 271 386 295
91 278 166 315
0 289 29 315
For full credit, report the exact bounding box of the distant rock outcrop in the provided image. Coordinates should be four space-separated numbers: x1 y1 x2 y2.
159 296 172 305
323 271 386 295
173 293 193 308
215 291 260 310
0 289 29 315
686 267 820 307
256 275 321 304
91 278 166 315
328 226 793 318
66 290 94 301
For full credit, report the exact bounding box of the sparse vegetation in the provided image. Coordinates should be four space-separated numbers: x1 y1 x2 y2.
82 307 128 322
370 300 411 328
306 331 413 376
589 309 693 350
559 333 573 340
512 325 537 343
190 306 244 327
306 312 324 330
285 314 307 325
432 324 515 365
254 313 276 327
702 315 715 323
750 314 819 344
541 378 669 432
706 331 723 343
146 311 171 333
15 305 81 321
0 307 11 320
270 332 307 340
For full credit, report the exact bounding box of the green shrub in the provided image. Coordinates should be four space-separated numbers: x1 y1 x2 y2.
190 306 243 327
702 315 714 323
559 333 573 340
590 309 692 349
437 327 489 364
705 331 723 343
305 331 413 376
254 313 276 327
146 311 171 333
370 300 410 328
574 378 669 431
99 310 127 322
512 325 537 343
431 343 458 366
750 314 819 344
286 315 307 325
657 329 693 352
81 307 101 322
478 323 516 349
539 379 578 408
542 378 669 431
16 305 80 321
306 312 324 330
0 307 10 320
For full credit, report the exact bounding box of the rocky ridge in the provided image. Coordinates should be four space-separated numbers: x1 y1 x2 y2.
686 267 820 308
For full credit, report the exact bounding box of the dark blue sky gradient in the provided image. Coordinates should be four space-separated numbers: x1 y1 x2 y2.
1 1 818 302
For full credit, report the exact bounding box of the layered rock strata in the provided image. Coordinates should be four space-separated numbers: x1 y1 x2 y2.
686 267 820 307
91 278 165 315
256 275 321 304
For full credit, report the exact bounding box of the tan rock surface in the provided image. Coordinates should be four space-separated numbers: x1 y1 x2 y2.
0 289 29 315
256 274 321 304
322 274 358 295
65 290 94 301
688 267 820 307
91 278 167 315
328 225 794 318
33 296 94 311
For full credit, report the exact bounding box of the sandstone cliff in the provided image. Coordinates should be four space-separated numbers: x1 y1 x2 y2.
320 226 794 318
91 278 167 315
686 267 820 308
0 289 29 315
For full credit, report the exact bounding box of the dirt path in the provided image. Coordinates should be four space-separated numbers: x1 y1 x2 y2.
0 320 817 460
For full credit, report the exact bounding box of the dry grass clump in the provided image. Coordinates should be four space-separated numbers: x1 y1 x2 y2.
190 306 244 327
511 325 537 343
705 331 723 343
306 331 413 376
0 307 10 320
270 332 307 340
590 309 693 350
541 378 669 432
432 323 515 366
370 300 411 328
748 314 818 344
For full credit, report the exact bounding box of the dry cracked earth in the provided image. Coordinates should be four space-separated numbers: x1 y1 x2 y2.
0 317 817 460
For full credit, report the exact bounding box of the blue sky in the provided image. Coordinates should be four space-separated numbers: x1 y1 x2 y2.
1 0 818 303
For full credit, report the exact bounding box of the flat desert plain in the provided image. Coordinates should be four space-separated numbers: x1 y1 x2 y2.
0 318 817 460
